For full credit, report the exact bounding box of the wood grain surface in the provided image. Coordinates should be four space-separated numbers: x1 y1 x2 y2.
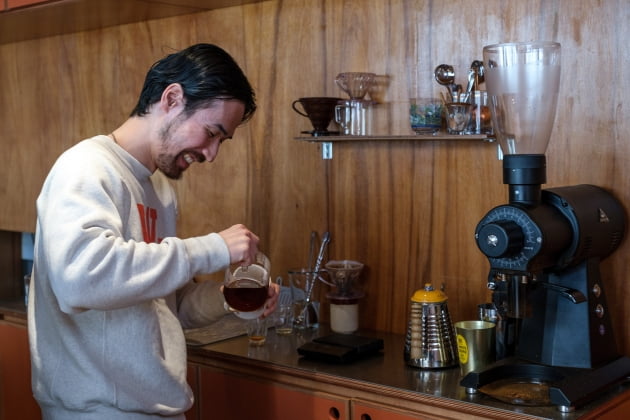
0 0 628 354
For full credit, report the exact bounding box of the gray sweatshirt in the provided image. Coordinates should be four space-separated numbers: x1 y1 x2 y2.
28 135 230 419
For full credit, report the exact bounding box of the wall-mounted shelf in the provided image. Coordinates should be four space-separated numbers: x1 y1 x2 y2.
294 133 495 159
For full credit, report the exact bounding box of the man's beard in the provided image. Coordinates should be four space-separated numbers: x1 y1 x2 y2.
156 151 182 180
156 118 184 180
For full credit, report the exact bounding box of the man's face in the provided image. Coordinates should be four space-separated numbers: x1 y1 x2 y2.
155 99 246 179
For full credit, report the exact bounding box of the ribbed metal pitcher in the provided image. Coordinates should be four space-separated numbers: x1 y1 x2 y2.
404 284 458 369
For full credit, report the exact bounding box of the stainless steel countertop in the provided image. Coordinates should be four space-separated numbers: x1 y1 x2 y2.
188 324 630 420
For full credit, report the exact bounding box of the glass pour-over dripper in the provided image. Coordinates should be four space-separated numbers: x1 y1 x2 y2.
335 72 376 100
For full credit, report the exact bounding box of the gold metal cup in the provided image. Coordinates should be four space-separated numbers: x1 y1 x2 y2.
454 320 496 376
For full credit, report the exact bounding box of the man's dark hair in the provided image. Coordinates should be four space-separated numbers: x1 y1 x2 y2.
130 43 256 122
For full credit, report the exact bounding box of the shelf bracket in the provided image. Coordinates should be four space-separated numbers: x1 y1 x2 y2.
322 142 333 159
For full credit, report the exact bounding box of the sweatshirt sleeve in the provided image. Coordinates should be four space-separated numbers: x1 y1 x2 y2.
37 140 230 314
176 280 229 329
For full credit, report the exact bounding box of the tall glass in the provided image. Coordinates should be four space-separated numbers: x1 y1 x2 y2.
483 42 561 155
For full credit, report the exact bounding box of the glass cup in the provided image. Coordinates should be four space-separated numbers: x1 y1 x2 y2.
466 91 493 135
275 304 294 335
335 99 372 136
445 103 473 135
288 268 320 329
246 317 268 346
223 252 270 319
409 98 443 134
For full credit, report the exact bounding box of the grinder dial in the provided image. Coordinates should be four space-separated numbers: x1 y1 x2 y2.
475 205 544 272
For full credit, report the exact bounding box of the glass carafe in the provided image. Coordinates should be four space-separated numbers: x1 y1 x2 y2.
223 252 270 319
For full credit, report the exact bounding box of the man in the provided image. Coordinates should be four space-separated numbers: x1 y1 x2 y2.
28 43 279 419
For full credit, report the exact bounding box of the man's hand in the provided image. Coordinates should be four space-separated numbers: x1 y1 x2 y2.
262 282 280 318
218 224 259 266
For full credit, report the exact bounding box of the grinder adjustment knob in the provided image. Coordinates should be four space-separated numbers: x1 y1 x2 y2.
476 220 524 258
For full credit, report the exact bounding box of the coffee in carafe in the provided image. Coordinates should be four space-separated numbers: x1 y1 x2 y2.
223 252 270 319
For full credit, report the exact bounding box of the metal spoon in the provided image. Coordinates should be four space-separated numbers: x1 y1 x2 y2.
434 64 457 102
297 231 330 327
471 60 485 88
304 231 330 304
453 84 463 103
463 60 486 103
434 64 455 85
463 70 475 103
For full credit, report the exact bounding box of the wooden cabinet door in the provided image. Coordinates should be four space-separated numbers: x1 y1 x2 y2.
352 401 432 420
0 321 41 420
6 0 47 9
197 367 349 420
185 364 199 420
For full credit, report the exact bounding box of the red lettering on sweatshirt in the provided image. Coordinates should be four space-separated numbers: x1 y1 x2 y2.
137 204 159 243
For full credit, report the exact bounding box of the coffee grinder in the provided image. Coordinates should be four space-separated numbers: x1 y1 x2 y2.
460 42 630 411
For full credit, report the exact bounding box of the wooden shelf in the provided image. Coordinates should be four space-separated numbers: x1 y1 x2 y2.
294 133 495 143
0 0 262 45
294 133 495 159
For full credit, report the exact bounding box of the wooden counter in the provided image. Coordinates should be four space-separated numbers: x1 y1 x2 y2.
2 303 629 419
0 299 27 322
187 326 630 420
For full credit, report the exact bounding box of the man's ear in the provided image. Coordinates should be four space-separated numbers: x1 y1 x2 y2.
160 83 185 112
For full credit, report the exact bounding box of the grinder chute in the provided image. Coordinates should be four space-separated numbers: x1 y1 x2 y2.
461 41 630 412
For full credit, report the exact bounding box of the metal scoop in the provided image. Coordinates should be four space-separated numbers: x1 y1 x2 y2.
434 64 455 85
434 64 458 101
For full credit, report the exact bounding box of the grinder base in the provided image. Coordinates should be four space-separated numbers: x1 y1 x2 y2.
460 356 630 412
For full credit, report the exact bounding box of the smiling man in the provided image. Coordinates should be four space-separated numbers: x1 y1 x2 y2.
28 44 279 419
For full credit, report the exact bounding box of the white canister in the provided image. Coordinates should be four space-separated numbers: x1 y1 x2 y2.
329 296 360 334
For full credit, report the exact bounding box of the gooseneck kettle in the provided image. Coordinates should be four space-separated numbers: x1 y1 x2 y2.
404 284 458 369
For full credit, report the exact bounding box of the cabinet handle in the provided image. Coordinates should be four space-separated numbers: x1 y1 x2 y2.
328 406 341 420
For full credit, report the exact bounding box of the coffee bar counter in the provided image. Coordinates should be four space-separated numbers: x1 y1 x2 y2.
186 324 630 420
0 298 28 323
2 301 629 420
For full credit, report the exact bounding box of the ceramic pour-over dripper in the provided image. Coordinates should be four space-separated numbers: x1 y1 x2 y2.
335 72 376 100
292 97 342 136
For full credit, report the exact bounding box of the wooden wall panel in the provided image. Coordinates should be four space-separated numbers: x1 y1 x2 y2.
0 0 628 354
